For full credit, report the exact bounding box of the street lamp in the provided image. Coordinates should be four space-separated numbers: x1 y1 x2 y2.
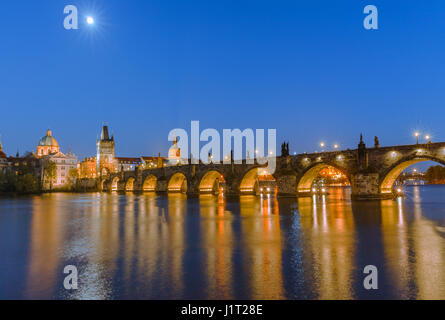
414 131 420 144
425 135 431 143
334 144 339 149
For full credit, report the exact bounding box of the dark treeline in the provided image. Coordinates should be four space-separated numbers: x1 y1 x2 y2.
0 166 40 193
425 165 445 184
0 162 83 194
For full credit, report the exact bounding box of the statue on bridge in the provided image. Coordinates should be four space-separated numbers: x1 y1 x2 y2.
281 142 290 157
374 136 380 148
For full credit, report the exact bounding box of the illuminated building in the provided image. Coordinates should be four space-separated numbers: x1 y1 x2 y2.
317 167 350 186
36 129 78 189
141 155 166 169
168 136 187 166
79 157 97 178
0 140 8 173
96 125 115 176
115 157 141 171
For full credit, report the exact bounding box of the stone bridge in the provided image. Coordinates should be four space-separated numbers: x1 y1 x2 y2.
101 138 445 200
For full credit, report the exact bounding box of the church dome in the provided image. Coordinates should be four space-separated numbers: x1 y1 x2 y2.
38 129 59 147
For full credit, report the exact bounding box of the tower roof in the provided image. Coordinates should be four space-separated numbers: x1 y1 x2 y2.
100 125 113 141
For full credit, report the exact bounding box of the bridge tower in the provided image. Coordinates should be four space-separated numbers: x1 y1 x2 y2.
97 125 115 177
351 134 381 199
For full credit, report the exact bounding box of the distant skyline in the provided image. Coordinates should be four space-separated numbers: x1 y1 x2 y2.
1 1 444 172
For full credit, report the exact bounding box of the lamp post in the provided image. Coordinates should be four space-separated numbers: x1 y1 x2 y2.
414 132 420 144
425 135 431 143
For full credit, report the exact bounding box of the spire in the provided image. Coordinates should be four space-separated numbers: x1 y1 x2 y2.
101 125 110 140
46 129 52 137
358 133 366 150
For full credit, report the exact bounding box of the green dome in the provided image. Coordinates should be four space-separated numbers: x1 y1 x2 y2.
38 129 59 147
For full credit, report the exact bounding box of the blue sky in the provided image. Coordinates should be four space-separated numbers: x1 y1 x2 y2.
1 0 444 170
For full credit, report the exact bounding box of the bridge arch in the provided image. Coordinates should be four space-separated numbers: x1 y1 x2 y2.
111 176 120 191
199 170 226 194
168 172 188 193
143 174 157 192
297 162 350 194
380 155 445 194
100 179 107 192
240 167 276 195
125 177 136 191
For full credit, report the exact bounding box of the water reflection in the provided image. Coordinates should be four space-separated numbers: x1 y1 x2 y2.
1 186 445 299
297 190 356 299
199 194 233 299
239 195 283 299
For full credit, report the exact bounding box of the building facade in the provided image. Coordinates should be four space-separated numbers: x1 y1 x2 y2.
141 155 166 169
0 141 8 173
79 157 97 178
116 157 141 172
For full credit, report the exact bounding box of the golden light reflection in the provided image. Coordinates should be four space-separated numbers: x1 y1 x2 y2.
26 194 64 298
239 195 283 299
380 198 409 298
199 194 233 299
298 187 356 299
409 187 445 299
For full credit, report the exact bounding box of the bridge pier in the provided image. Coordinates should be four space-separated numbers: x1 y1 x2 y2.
276 173 297 197
156 178 168 193
350 173 393 200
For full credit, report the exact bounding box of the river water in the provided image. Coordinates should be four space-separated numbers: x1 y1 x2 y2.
1 186 445 300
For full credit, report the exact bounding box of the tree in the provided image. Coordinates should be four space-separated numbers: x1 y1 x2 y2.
43 161 57 191
0 170 40 194
425 165 445 184
15 173 40 193
68 168 79 188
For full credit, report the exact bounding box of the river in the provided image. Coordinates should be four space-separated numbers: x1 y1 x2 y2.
1 185 445 299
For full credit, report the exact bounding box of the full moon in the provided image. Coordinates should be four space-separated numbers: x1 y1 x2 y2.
86 16 94 25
